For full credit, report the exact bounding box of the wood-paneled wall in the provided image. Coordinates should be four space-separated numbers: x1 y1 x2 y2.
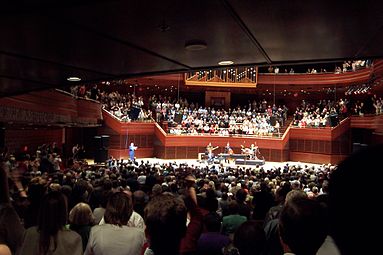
5 128 63 153
0 89 102 125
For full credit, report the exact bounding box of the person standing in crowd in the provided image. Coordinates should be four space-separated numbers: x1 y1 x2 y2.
72 144 79 161
129 142 138 161
19 191 83 255
0 164 24 255
329 144 383 255
84 192 145 255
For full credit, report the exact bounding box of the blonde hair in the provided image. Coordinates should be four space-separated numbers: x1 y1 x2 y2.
69 202 95 225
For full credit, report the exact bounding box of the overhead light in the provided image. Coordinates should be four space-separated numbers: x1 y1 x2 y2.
185 40 207 51
218 60 234 65
67 76 81 82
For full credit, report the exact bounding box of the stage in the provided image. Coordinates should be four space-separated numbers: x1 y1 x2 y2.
86 157 323 171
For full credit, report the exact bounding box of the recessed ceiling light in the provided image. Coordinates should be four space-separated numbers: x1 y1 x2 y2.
185 40 207 51
67 76 81 82
218 60 234 65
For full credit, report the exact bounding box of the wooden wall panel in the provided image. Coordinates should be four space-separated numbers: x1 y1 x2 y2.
153 145 165 158
166 147 176 159
270 149 281 162
176 147 187 159
186 147 199 159
5 128 62 153
205 91 231 109
0 90 102 125
290 127 332 141
290 152 348 165
108 148 153 159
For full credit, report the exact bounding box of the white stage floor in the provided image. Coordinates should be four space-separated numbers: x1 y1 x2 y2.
87 157 327 171
126 158 324 171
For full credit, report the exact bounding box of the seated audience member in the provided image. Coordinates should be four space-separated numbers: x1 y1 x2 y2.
278 197 328 255
0 244 11 255
144 176 203 255
221 201 247 238
144 193 188 255
252 182 275 220
93 190 112 224
23 177 48 229
235 189 251 219
133 190 147 218
19 191 82 255
233 220 266 255
0 165 24 255
264 189 308 255
197 213 231 255
98 190 145 230
85 192 145 255
329 144 383 255
263 181 292 226
69 202 96 251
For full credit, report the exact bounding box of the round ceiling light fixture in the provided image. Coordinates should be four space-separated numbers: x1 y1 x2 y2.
218 60 234 65
185 39 207 51
67 76 81 82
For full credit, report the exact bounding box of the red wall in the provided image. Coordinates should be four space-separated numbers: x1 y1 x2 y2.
5 128 63 154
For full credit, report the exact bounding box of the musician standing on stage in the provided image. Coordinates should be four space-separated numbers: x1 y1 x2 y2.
206 142 218 163
224 142 233 154
250 143 258 160
224 142 233 163
129 142 138 161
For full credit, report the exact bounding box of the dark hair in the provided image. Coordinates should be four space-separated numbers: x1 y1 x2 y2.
38 191 68 255
329 144 383 255
228 200 239 215
0 164 10 204
234 221 266 255
100 190 112 208
279 197 327 255
203 213 221 232
144 193 187 255
104 192 132 226
235 189 247 203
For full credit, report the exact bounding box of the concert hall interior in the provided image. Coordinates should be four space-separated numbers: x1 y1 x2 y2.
1 1 383 255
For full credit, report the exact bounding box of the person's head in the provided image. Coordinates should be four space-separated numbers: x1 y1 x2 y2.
228 200 239 215
284 189 307 204
104 192 133 226
329 144 383 255
38 191 68 255
0 244 11 255
152 184 162 196
279 197 327 255
275 182 292 204
233 221 266 255
235 189 247 204
144 193 187 255
69 202 95 226
203 213 222 232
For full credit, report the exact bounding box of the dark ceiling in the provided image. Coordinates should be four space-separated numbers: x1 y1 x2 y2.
1 0 383 97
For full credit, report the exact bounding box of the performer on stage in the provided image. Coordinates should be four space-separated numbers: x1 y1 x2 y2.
223 142 234 163
224 142 234 154
129 142 138 161
206 142 219 163
250 143 259 160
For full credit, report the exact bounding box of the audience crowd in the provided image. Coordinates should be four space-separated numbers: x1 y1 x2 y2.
0 141 349 255
1 136 382 255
